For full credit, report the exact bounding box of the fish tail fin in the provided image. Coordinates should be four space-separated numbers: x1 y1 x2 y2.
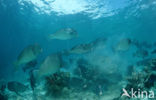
47 34 55 40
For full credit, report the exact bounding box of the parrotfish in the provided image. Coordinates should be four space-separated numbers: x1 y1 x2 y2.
68 43 93 54
133 49 149 58
114 38 131 51
14 44 42 70
49 28 78 40
35 53 62 80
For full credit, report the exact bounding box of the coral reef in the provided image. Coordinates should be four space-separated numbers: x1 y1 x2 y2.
116 58 156 100
45 72 70 98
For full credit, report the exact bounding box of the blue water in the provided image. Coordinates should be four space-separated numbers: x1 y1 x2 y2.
0 0 156 99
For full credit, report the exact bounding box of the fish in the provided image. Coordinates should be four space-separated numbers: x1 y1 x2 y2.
22 60 37 72
48 28 78 40
133 49 149 58
68 43 93 54
132 39 152 49
136 58 156 68
136 59 151 66
35 53 62 80
114 38 131 52
63 38 106 55
7 81 28 96
14 44 42 70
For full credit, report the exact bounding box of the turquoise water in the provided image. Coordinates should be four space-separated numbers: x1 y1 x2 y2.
0 0 156 100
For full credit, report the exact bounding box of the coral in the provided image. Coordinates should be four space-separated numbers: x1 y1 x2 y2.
45 72 70 98
116 63 156 100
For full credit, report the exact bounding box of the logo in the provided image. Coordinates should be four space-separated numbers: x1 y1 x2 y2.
121 88 155 99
